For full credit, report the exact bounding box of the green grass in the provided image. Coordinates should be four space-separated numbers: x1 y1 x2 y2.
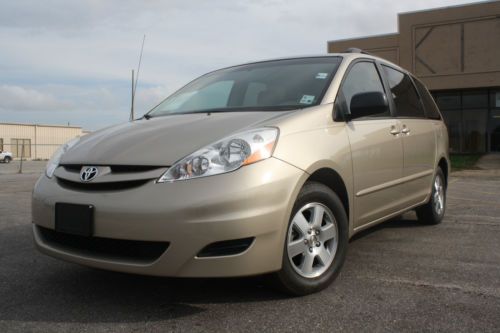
450 154 483 171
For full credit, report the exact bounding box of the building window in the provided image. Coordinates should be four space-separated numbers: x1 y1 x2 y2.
433 90 496 153
11 139 31 158
434 93 460 110
463 109 487 153
462 91 488 109
492 91 500 109
491 91 500 152
0 138 3 151
440 109 462 153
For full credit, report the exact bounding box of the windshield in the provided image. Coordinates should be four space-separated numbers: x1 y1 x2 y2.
147 57 342 117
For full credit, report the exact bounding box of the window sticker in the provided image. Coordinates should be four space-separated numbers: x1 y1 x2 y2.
315 73 328 79
300 95 315 105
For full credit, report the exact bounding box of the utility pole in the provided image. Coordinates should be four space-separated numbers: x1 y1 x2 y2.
18 142 24 174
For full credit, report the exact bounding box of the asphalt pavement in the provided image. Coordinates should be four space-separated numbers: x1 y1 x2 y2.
0 163 499 332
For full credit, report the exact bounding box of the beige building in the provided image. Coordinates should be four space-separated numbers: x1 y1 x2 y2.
0 123 88 160
328 1 500 153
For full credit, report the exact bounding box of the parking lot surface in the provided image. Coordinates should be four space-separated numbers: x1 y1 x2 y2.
0 163 499 332
0 160 46 175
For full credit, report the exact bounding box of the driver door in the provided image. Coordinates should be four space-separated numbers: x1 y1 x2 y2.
338 60 406 228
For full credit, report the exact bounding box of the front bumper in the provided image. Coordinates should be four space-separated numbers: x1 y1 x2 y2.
32 157 306 277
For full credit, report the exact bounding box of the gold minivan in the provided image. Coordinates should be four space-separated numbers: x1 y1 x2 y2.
32 51 449 295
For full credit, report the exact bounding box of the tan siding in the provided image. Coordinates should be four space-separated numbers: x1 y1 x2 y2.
415 24 462 76
464 18 500 73
327 1 500 91
328 34 400 64
0 123 85 160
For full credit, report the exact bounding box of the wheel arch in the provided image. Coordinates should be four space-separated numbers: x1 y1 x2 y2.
437 157 449 187
305 168 350 222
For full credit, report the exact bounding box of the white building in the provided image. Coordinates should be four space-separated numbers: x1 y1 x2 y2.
0 122 89 160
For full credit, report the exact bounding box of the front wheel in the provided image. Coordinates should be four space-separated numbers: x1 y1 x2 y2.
3 156 11 163
416 168 446 225
274 182 348 296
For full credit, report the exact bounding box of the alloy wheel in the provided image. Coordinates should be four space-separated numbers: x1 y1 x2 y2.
287 202 338 278
433 175 445 216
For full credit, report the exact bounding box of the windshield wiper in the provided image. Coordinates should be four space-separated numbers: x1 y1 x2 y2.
178 105 301 114
143 105 302 119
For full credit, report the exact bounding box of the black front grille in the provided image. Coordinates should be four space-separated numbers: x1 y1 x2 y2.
62 165 81 173
197 237 254 257
61 164 164 174
37 226 169 263
56 177 151 192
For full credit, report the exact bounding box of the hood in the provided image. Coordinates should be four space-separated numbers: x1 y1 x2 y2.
60 111 291 166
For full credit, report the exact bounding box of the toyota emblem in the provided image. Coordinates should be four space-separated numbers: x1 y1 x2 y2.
80 166 99 182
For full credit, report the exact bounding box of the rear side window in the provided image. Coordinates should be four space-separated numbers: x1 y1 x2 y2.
340 61 389 117
413 78 442 120
382 65 425 118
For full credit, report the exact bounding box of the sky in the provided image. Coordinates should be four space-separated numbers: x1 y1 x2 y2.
0 0 486 131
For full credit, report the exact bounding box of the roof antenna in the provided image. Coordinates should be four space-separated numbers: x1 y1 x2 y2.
130 34 146 121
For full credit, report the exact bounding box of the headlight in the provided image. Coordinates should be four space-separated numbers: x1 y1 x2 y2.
45 137 80 178
158 127 279 182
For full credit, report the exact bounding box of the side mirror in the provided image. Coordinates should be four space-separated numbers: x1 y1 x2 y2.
348 91 388 120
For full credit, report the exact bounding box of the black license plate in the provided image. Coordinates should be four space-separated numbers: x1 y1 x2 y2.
55 203 94 237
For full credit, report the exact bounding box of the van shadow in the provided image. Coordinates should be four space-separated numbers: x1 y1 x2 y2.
1 266 285 323
350 212 427 242
2 214 426 324
0 225 286 324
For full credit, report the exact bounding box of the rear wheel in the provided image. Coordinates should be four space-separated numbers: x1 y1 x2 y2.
274 182 348 296
3 156 11 163
416 168 446 225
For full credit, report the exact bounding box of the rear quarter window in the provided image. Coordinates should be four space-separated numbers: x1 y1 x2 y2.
413 78 442 120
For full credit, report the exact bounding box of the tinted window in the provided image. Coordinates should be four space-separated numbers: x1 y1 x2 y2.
434 92 460 110
440 110 461 152
340 61 389 117
462 91 488 109
413 78 442 120
383 66 425 118
492 91 500 109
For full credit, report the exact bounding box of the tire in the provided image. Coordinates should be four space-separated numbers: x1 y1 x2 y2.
274 181 348 296
416 168 446 225
3 156 11 164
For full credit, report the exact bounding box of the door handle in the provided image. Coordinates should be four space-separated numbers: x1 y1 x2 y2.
401 126 410 134
390 126 400 135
